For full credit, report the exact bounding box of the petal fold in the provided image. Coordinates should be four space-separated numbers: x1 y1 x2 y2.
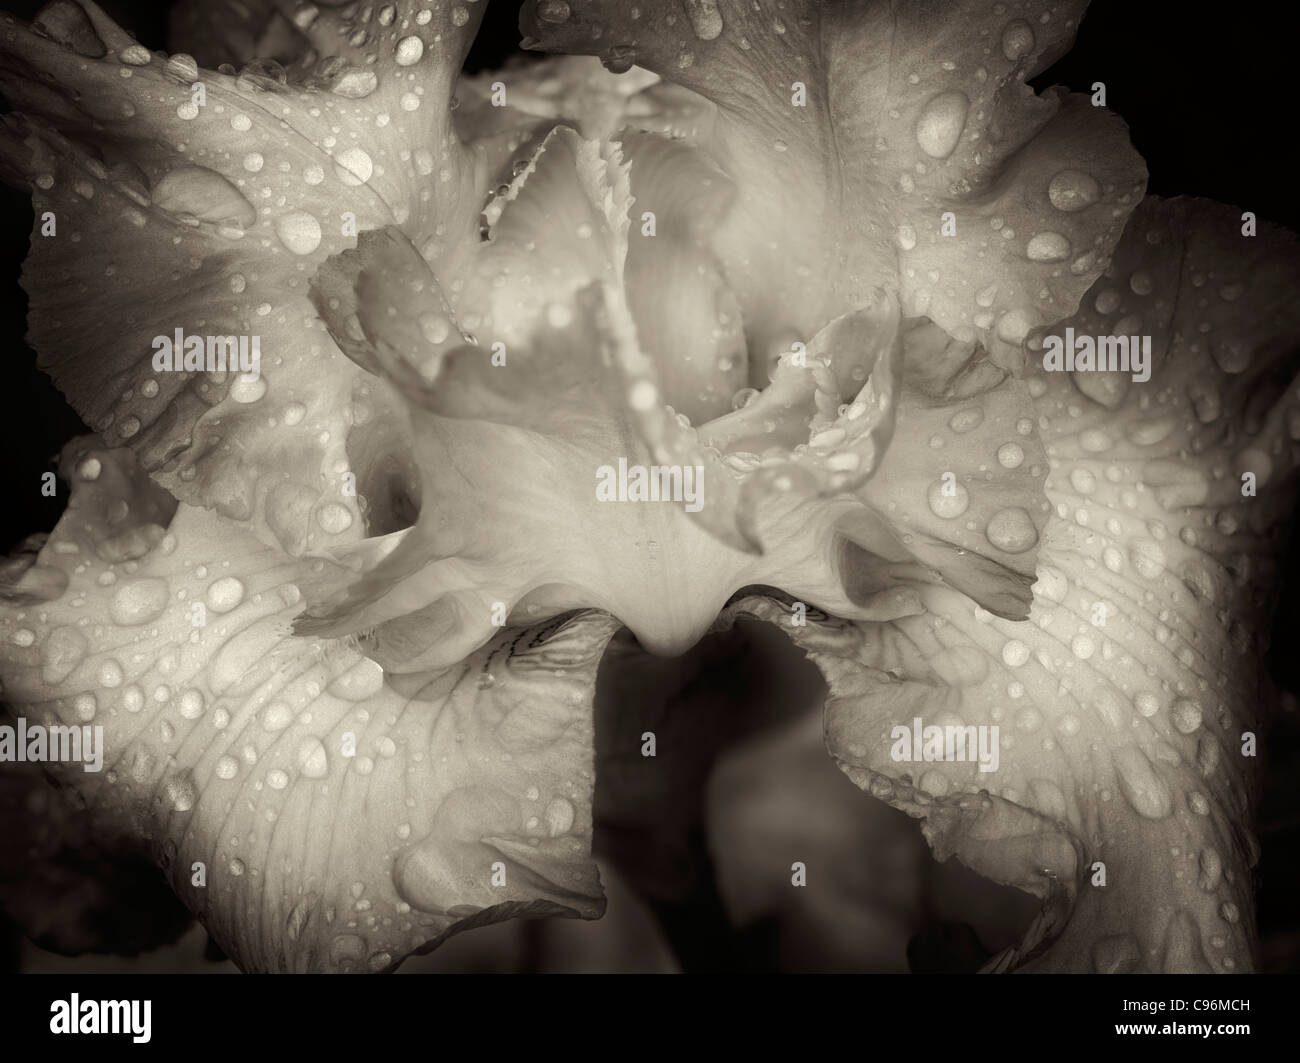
0 441 619 972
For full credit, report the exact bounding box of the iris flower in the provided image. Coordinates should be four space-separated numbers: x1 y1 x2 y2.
0 0 1295 973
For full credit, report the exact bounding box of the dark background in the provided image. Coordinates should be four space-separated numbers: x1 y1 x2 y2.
0 0 1297 972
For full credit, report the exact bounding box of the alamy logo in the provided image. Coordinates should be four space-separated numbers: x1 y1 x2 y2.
1042 327 1151 382
890 717 1000 773
50 995 151 1043
0 718 103 772
596 458 704 513
152 328 262 379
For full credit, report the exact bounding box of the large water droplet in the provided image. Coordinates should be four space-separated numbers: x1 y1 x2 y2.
206 576 245 614
536 1 571 24
328 658 385 701
544 797 575 836
333 69 378 98
1129 539 1166 580
1113 746 1173 819
395 36 425 66
927 477 970 518
163 772 197 812
1170 698 1203 735
997 442 1024 469
164 53 199 82
1001 19 1035 61
1069 467 1097 495
109 578 169 626
152 167 255 228
317 502 354 534
948 407 984 434
119 44 152 66
333 146 373 186
262 701 294 732
277 211 322 255
1026 231 1071 263
1047 169 1101 213
1134 692 1160 718
915 92 969 160
684 0 724 40
297 737 329 779
985 508 1038 553
177 689 206 720
1001 640 1029 668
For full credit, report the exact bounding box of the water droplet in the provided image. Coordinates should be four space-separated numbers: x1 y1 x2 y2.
927 477 970 519
317 502 354 534
1094 288 1121 315
1079 429 1113 453
1001 640 1029 668
267 768 289 790
1026 231 1071 263
1170 698 1203 735
1001 19 1035 61
394 35 425 66
71 692 96 722
177 689 205 720
1212 337 1252 374
1071 634 1096 660
276 211 322 255
152 166 256 228
1129 539 1166 580
1069 467 1097 495
262 702 294 732
297 737 329 779
1113 746 1173 819
333 146 373 186
98 659 124 688
216 755 239 780
985 508 1037 553
544 797 575 836
328 658 385 701
164 53 199 82
1129 270 1154 296
683 0 723 40
997 442 1025 469
119 44 152 66
206 576 245 613
915 92 969 159
163 772 197 812
895 223 918 251
536 1 571 24
1047 170 1101 213
109 578 169 626
1135 692 1160 718
948 407 984 434
333 68 377 98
